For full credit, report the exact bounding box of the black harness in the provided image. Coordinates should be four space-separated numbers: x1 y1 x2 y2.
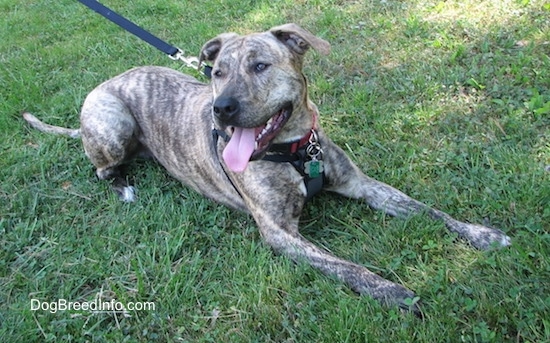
212 128 325 202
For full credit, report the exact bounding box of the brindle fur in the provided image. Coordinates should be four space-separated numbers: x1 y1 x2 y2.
23 24 510 313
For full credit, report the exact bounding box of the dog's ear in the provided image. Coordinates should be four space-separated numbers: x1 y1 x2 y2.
270 23 331 56
199 33 239 66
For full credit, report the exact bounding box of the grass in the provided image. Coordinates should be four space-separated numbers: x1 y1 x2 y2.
1 0 549 341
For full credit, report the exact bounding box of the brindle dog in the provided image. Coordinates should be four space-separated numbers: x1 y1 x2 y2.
23 24 510 313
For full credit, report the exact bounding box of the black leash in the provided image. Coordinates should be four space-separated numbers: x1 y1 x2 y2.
77 0 212 78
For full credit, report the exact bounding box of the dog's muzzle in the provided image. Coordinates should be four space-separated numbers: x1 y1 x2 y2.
213 98 293 173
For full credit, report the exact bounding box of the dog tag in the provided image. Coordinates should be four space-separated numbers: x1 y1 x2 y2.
304 159 324 178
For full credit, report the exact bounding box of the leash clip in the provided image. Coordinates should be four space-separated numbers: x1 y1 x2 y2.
169 48 200 69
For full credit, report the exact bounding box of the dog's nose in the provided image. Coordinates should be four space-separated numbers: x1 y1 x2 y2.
213 96 240 122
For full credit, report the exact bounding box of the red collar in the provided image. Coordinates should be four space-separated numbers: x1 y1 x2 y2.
267 111 318 154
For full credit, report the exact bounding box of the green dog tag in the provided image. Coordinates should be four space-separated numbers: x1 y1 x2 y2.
304 160 324 178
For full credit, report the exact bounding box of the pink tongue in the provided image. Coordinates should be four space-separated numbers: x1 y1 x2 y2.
222 127 256 172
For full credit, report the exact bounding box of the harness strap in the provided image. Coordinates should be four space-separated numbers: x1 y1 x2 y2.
261 142 325 202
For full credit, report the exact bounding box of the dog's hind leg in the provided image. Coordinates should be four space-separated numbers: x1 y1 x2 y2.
80 90 141 202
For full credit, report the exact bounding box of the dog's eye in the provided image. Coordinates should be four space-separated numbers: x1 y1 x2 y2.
213 69 223 78
254 63 269 73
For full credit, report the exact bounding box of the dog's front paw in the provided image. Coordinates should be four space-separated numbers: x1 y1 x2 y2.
374 283 422 317
114 185 136 202
453 221 511 250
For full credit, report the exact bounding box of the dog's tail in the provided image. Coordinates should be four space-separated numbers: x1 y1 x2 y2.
22 112 81 139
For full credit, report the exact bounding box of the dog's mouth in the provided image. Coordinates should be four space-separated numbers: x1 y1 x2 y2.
222 104 292 172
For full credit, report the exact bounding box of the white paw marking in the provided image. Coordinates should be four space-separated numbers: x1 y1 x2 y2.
120 186 136 202
500 235 512 247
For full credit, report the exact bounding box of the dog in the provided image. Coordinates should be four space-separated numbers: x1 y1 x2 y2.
23 23 511 313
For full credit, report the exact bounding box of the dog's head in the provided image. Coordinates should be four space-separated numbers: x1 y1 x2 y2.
199 23 330 172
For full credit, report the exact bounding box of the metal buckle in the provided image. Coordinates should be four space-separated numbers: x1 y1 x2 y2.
169 48 200 69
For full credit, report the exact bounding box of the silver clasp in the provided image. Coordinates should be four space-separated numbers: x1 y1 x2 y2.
169 48 200 69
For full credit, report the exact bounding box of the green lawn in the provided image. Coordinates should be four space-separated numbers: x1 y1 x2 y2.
1 0 549 342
